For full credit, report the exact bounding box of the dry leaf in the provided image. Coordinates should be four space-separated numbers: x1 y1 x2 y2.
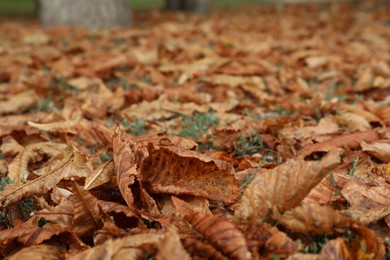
0 135 23 156
235 149 341 222
72 183 101 238
8 142 67 182
361 141 390 163
6 244 65 260
341 180 390 211
141 144 240 203
342 206 390 225
68 233 165 260
84 160 114 190
320 238 352 259
0 147 90 207
0 90 39 115
112 129 160 216
156 227 191 260
185 212 252 260
298 131 379 158
275 202 351 235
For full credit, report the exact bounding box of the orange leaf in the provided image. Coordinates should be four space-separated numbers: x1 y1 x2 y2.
235 149 341 222
141 144 240 203
185 212 252 260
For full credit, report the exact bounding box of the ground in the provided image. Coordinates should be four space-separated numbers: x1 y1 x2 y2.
0 1 389 259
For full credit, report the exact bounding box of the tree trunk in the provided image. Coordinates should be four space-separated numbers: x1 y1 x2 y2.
165 0 210 14
39 0 132 29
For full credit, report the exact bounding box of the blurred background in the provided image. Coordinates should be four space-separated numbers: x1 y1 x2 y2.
0 0 352 16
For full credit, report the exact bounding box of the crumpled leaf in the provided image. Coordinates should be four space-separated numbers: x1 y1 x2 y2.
361 141 390 163
0 147 90 207
185 212 252 260
141 144 240 203
0 218 68 256
112 129 160 217
274 202 351 235
234 149 341 222
8 142 67 182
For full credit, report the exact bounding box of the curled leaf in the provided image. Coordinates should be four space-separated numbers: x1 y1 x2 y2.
235 149 341 222
8 142 67 182
361 141 390 163
185 212 252 260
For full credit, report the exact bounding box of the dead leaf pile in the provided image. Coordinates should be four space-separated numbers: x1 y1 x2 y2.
0 1 389 259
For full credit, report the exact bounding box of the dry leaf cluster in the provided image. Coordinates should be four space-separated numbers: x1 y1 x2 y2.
0 1 389 259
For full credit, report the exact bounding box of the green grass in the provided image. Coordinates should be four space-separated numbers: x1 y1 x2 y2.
179 111 218 139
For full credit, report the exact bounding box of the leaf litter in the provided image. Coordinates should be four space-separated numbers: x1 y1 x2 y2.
0 1 389 259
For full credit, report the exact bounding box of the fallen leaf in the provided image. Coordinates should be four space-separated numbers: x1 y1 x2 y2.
234 149 341 222
141 144 240 203
185 212 252 260
361 141 390 163
298 131 379 158
0 90 39 115
274 202 351 234
8 142 67 183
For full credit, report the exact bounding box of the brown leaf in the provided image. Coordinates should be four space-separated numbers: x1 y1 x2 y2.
234 149 341 222
0 112 49 137
298 131 379 158
182 238 227 260
274 202 351 235
341 180 390 211
0 148 90 207
0 221 67 256
0 90 38 115
185 212 252 260
33 195 74 229
287 253 321 260
8 142 67 183
84 160 114 190
27 120 112 146
0 136 23 156
72 183 101 238
361 141 390 163
68 233 166 260
112 130 160 216
342 206 390 225
141 144 240 203
131 134 198 150
264 227 301 258
156 227 191 260
98 200 143 230
352 226 385 260
320 238 352 260
7 244 65 259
